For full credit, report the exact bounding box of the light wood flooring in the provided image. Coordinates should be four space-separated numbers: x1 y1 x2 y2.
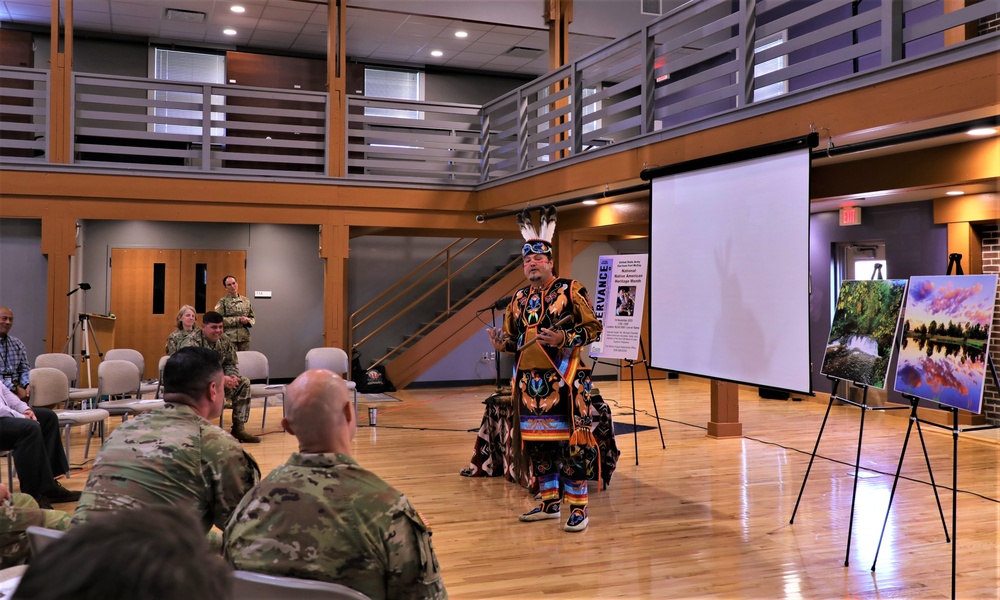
39 376 1000 599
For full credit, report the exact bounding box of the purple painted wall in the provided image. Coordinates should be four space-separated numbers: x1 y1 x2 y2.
809 201 948 397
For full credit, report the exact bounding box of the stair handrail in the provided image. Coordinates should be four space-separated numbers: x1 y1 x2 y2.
366 253 522 369
348 237 516 363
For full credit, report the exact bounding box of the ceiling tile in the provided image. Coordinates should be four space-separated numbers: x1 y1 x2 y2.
109 1 162 18
255 18 304 33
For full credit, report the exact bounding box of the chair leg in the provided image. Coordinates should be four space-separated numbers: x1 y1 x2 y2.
63 424 72 478
261 397 268 428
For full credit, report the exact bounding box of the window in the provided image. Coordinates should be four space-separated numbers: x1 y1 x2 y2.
364 67 423 119
152 48 226 137
754 32 788 101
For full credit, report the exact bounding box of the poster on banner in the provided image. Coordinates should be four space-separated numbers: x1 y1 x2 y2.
590 254 648 360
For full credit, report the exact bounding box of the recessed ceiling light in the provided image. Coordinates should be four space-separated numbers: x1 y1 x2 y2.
455 31 468 38
582 199 598 205
223 28 237 36
431 50 443 57
230 5 245 13
967 127 996 136
946 190 965 196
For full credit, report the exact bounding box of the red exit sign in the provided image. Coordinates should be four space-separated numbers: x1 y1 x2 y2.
839 206 862 226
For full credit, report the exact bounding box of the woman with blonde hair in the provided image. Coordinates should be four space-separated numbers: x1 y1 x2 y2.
165 305 197 355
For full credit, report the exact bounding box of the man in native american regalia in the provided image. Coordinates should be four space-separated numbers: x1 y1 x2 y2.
488 206 603 533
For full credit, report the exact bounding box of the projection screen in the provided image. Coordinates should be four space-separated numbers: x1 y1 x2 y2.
645 135 815 394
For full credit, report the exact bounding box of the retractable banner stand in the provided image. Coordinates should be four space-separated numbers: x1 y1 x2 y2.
590 254 648 361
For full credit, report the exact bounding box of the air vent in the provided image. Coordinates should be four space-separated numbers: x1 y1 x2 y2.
640 0 662 16
503 46 544 59
165 8 207 23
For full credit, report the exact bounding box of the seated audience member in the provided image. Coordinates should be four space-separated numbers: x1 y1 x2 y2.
179 311 259 443
224 369 447 600
165 304 197 355
72 346 260 532
13 505 232 600
0 307 31 400
0 482 71 568
0 382 80 508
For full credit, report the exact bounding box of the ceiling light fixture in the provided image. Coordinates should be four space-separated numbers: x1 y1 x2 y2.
455 31 468 38
967 127 997 136
582 199 598 205
945 190 965 196
230 5 245 13
223 28 237 35
431 50 443 57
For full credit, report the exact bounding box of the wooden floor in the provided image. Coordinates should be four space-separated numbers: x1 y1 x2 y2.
42 376 1000 599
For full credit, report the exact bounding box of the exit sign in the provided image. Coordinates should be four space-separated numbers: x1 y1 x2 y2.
840 206 862 226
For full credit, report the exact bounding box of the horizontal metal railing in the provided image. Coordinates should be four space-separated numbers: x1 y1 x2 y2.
0 0 995 181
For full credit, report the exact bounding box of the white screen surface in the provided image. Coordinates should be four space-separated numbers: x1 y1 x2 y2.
648 148 812 394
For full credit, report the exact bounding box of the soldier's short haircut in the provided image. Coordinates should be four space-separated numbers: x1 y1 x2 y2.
14 505 231 600
163 346 223 398
202 310 224 324
222 275 236 286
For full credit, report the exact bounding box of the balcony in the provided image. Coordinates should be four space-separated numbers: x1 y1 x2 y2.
1 0 996 186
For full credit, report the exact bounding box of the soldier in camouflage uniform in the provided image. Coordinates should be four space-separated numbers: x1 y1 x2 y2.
164 304 197 356
72 347 260 533
224 369 447 600
215 275 255 351
0 482 71 568
179 311 260 443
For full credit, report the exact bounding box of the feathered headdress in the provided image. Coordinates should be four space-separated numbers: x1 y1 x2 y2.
517 206 556 259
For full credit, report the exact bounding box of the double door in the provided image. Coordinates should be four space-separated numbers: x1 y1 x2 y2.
109 248 246 379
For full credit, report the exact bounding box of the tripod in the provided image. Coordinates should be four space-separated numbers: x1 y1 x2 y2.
63 312 104 390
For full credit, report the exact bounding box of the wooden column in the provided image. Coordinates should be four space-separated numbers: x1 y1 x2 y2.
326 0 347 177
708 380 742 438
545 0 572 161
40 216 77 353
320 220 349 350
48 0 72 163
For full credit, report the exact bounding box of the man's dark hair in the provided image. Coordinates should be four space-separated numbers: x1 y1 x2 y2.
163 346 223 398
222 275 236 286
202 311 224 325
13 506 232 600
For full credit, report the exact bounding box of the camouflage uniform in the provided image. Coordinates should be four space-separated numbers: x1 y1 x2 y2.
215 293 255 351
0 493 71 567
164 328 193 356
224 452 446 600
71 403 260 533
179 330 252 426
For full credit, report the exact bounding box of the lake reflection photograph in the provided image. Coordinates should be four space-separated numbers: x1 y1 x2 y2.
893 274 998 414
821 279 908 389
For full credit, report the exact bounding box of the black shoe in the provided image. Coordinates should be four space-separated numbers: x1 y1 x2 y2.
31 495 54 510
44 482 82 504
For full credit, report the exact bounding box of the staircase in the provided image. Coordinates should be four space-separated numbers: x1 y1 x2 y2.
349 237 523 388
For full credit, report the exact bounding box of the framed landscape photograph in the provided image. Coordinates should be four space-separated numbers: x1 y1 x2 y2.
821 279 908 389
893 275 998 414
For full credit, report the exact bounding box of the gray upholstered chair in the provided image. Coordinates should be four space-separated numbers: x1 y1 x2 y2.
232 570 372 600
104 348 158 397
96 360 163 421
34 353 99 407
236 350 284 428
304 347 358 410
25 526 65 557
29 367 110 472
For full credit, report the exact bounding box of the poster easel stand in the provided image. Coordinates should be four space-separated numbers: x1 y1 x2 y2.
872 254 999 600
869 392 951 573
590 338 665 465
789 376 908 566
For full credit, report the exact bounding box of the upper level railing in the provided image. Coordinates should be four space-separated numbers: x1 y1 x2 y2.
1 0 996 183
